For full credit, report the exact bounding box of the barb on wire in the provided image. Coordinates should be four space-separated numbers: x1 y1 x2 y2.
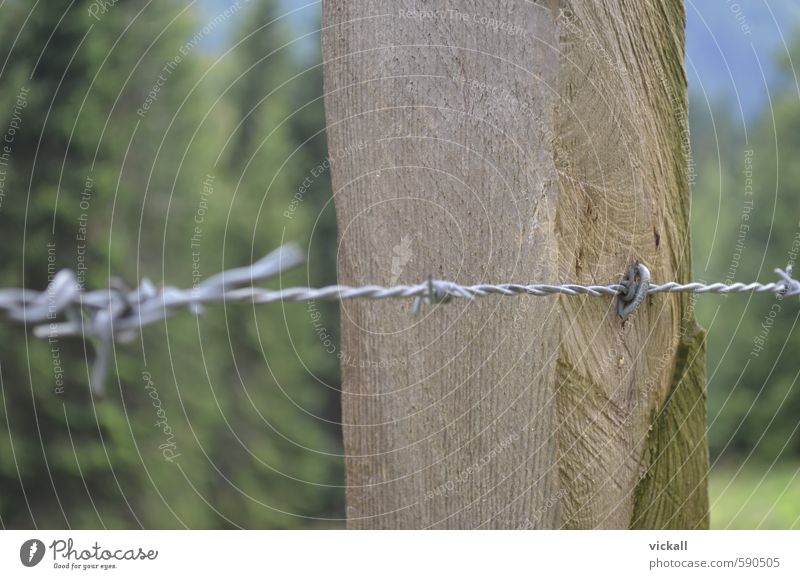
0 243 798 396
0 244 304 396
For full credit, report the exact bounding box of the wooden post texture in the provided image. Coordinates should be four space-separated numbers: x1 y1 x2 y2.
322 0 708 529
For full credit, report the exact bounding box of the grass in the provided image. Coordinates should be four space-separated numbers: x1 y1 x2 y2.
709 462 800 529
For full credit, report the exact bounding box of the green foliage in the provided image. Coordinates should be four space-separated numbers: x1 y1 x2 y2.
0 0 343 529
691 37 800 466
710 463 800 529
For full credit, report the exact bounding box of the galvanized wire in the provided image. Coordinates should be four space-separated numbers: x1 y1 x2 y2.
1 243 798 395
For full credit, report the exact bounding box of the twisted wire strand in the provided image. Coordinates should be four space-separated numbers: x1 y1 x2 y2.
1 243 798 395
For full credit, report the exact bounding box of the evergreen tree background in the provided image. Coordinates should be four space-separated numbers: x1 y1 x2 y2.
690 35 800 528
691 38 800 465
0 0 343 528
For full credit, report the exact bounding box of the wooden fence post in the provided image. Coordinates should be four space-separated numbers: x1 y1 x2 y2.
322 0 708 529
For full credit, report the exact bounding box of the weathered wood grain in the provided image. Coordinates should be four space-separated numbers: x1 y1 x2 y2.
323 0 707 529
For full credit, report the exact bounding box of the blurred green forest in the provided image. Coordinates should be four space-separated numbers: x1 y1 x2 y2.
1 0 799 530
690 37 800 528
0 0 344 528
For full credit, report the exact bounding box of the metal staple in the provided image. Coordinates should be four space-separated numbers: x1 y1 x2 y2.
1 243 798 395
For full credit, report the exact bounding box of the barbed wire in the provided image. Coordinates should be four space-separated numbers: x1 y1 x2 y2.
1 243 798 396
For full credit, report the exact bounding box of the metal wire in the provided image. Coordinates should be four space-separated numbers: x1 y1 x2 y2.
1 243 798 396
